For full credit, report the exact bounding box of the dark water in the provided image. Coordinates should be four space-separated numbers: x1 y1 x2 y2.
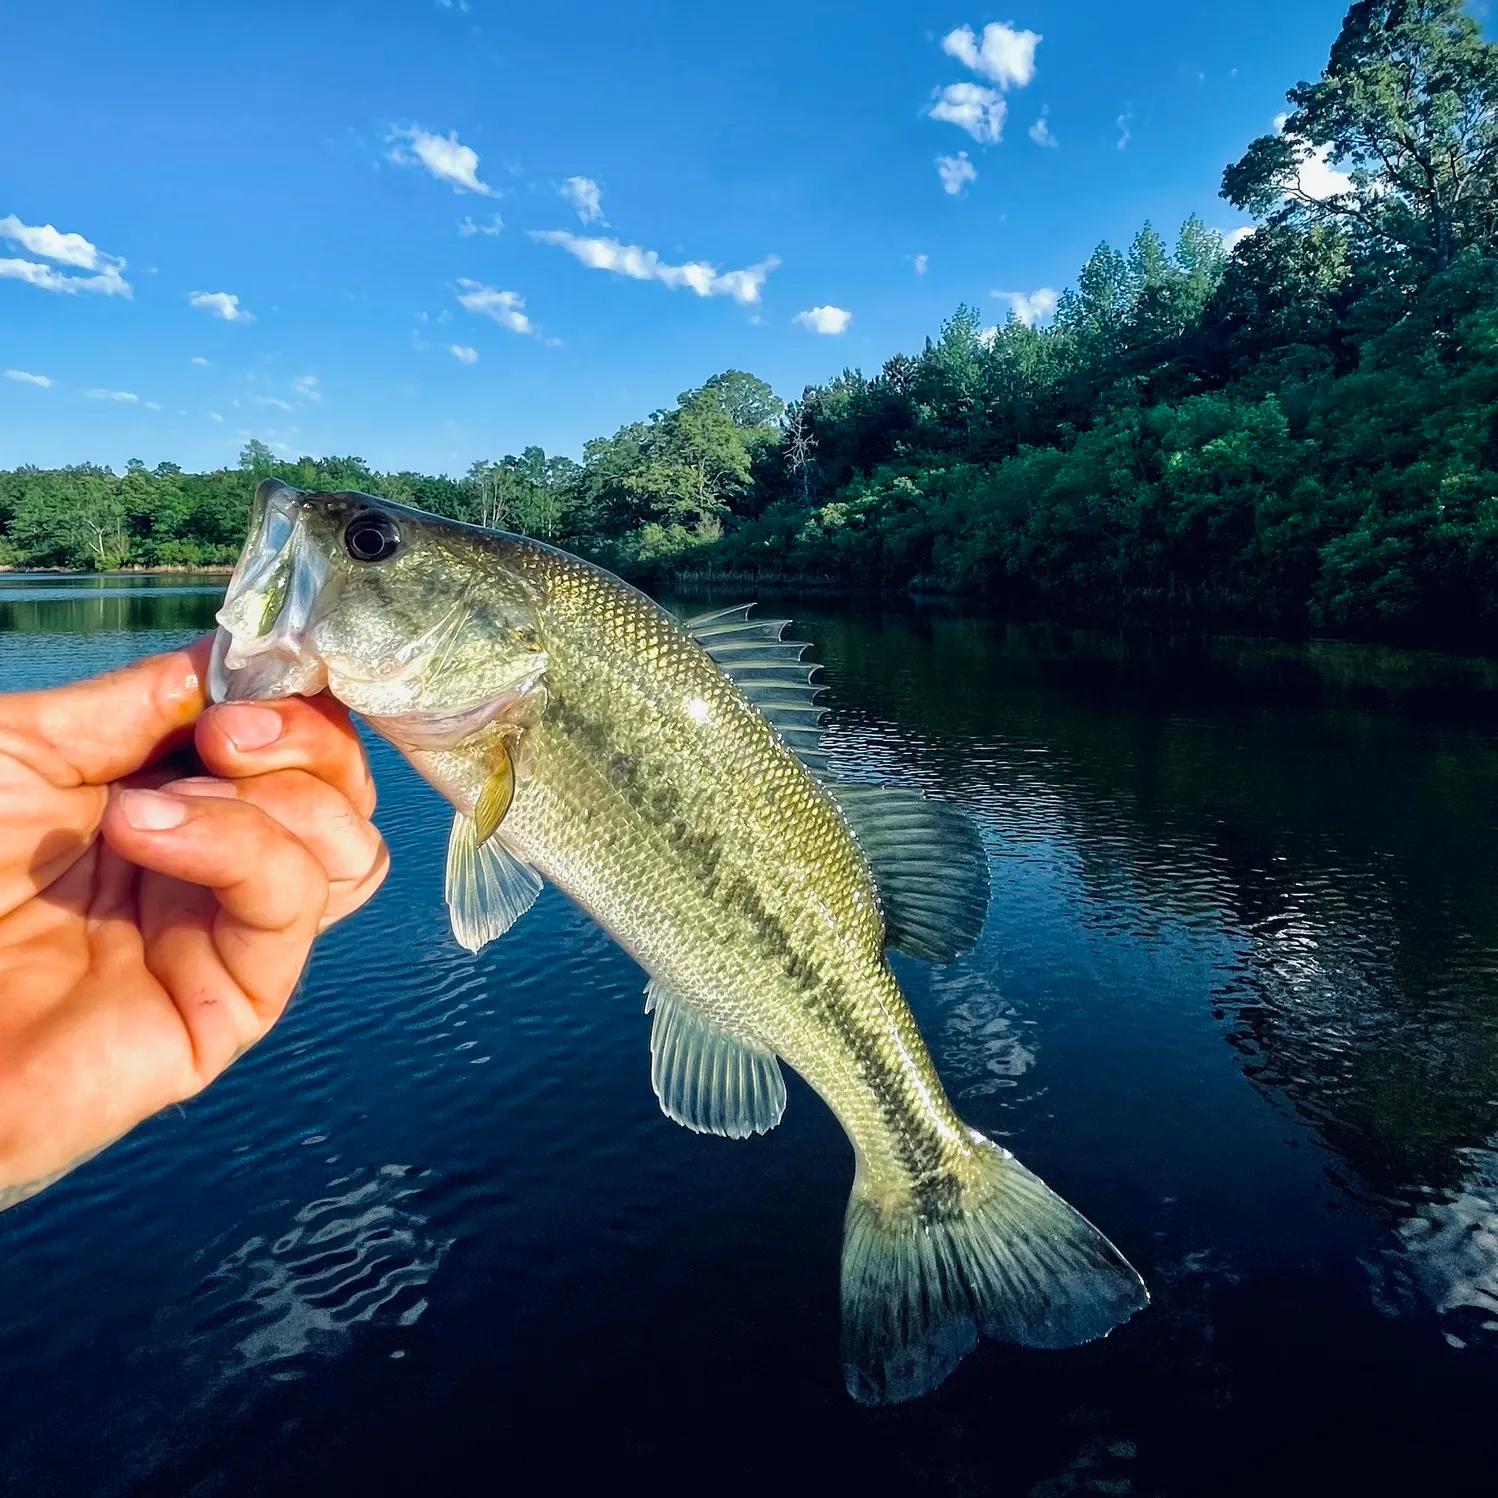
2 574 1497 1496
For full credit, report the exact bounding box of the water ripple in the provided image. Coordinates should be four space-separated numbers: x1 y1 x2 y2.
171 1164 450 1377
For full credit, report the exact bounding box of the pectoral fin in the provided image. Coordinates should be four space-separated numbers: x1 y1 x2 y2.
474 741 516 846
645 979 786 1139
445 811 541 953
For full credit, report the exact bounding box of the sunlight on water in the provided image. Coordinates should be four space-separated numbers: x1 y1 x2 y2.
182 1164 452 1377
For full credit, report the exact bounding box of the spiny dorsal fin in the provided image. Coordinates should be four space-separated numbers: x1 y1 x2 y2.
826 784 990 964
645 978 786 1139
683 604 830 778
445 812 542 953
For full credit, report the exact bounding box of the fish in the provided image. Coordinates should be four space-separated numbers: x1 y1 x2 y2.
210 479 1149 1402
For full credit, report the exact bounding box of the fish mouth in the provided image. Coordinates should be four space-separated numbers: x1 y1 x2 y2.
210 480 334 704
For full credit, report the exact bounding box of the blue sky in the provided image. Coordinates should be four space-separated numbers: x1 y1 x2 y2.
3 0 1361 476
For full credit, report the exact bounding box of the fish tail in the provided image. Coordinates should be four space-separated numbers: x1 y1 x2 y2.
839 1134 1148 1404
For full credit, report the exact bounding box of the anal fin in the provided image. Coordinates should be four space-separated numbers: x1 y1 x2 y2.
646 979 786 1139
445 812 542 953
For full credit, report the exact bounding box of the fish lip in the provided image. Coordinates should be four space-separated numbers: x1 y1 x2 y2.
210 481 333 703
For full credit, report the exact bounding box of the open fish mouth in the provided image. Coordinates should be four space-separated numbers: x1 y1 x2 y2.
210 480 334 704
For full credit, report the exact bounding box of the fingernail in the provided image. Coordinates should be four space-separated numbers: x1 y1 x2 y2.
119 789 189 831
166 777 239 799
217 703 283 751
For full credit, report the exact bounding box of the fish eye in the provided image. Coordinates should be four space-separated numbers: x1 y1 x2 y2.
344 513 402 563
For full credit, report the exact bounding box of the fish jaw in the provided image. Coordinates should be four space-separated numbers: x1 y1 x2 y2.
210 480 334 703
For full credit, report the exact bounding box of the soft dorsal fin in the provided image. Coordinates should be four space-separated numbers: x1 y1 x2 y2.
445 813 543 953
826 784 990 964
683 604 830 777
683 605 987 962
645 978 786 1139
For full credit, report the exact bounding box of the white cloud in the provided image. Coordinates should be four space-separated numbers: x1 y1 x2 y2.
794 305 852 335
0 215 131 296
209 411 224 422
993 287 1059 326
144 401 162 412
292 374 321 401
86 388 139 403
449 344 479 363
0 214 133 292
913 253 929 276
559 176 605 225
1295 145 1353 201
1270 116 1353 202
254 396 296 411
0 257 131 297
0 213 126 273
5 368 52 387
458 213 503 237
191 355 210 366
188 290 254 322
937 152 978 195
940 22 1041 89
456 279 533 334
1221 225 1256 251
531 230 779 304
1116 110 1133 150
388 126 498 196
1028 109 1057 147
929 82 1006 143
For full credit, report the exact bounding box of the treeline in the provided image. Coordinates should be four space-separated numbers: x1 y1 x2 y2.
6 1 1498 646
0 367 781 573
707 0 1498 644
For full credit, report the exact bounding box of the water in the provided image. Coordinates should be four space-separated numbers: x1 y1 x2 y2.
2 574 1497 1495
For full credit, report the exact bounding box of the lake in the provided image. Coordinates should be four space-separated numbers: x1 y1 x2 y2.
2 571 1497 1495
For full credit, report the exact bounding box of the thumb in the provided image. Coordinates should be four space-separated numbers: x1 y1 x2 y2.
4 636 213 787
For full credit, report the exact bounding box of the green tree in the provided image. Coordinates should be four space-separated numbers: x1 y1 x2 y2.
1223 0 1498 271
697 370 784 429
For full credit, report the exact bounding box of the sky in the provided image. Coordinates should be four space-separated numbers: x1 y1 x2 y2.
2 0 1365 476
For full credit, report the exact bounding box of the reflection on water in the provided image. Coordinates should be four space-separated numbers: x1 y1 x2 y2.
1378 1143 1498 1345
180 1164 450 1376
0 571 225 634
2 581 1498 1494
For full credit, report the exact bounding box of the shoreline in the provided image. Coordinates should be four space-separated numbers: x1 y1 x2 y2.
0 566 235 576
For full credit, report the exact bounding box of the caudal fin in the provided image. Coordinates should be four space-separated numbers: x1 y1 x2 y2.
840 1136 1147 1404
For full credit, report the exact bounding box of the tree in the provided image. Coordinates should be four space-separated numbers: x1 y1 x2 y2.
783 401 819 506
697 370 784 429
1223 0 1498 271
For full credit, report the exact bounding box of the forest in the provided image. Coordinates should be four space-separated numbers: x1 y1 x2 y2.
6 1 1498 646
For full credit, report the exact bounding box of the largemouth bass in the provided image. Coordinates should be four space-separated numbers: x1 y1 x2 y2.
210 480 1148 1401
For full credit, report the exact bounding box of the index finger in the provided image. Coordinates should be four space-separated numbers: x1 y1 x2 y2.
2 636 213 787
195 693 377 818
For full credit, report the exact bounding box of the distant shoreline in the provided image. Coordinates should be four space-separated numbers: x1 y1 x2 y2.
0 566 234 577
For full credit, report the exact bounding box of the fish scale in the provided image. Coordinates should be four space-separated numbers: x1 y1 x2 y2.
212 480 1150 1403
438 544 963 1190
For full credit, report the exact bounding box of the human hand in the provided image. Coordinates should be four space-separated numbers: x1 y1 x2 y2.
0 636 388 1210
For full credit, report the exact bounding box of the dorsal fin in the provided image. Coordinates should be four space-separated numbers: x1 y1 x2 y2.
683 604 830 776
826 784 990 964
